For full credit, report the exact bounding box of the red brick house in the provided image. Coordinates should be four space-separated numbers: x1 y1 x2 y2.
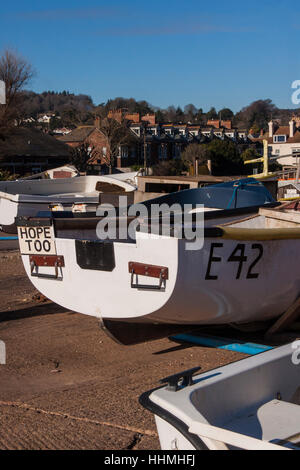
57 124 139 172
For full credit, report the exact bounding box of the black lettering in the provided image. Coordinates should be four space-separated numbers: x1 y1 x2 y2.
44 227 51 239
205 243 223 280
34 240 42 252
43 240 51 252
247 244 263 279
25 239 32 251
228 244 247 280
28 227 36 238
19 227 28 239
36 227 43 238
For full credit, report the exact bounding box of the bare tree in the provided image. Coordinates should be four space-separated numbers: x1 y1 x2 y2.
0 49 34 133
69 143 95 173
181 143 210 165
98 117 135 173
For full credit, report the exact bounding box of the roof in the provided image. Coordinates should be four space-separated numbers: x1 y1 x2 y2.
254 126 300 145
57 126 98 143
0 127 71 159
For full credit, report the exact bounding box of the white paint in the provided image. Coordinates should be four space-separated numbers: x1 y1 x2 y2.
18 225 56 255
18 210 300 327
148 344 300 450
0 173 137 227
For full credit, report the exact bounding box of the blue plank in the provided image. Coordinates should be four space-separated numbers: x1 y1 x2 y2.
0 237 18 240
171 334 273 356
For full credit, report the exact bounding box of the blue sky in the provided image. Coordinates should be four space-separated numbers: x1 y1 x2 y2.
0 0 299 112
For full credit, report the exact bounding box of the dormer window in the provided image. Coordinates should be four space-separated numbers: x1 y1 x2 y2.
131 127 140 136
274 135 286 143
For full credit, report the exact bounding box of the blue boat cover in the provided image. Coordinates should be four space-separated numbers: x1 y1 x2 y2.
137 178 275 210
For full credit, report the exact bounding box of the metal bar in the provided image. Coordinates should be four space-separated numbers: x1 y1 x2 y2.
129 262 168 280
30 255 65 281
171 334 273 356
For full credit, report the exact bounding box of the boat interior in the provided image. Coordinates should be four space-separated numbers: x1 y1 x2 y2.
188 346 300 450
145 345 300 450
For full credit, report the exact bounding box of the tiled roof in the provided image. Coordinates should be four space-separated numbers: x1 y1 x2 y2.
0 127 70 159
57 126 97 143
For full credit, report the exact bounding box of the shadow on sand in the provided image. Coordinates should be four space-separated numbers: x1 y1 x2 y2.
0 302 72 322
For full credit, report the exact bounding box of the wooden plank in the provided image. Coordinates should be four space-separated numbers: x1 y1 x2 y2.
265 296 300 338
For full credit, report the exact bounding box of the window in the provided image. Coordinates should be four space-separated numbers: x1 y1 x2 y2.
132 128 140 136
121 146 128 158
274 135 286 143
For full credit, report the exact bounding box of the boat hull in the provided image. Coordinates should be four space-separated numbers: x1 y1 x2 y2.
19 227 300 344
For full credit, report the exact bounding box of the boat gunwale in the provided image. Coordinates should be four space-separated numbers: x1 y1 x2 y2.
14 202 280 231
139 388 209 451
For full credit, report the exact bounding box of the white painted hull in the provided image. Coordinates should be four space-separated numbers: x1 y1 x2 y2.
19 225 300 329
140 344 300 450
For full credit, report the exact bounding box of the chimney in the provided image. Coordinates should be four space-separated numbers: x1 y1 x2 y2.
268 120 274 138
94 116 101 129
289 119 295 138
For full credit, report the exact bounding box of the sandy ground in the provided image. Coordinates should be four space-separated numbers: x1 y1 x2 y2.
0 250 245 450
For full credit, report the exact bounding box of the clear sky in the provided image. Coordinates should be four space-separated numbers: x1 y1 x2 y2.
1 0 299 112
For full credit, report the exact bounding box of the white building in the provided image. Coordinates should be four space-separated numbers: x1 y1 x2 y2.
267 119 300 167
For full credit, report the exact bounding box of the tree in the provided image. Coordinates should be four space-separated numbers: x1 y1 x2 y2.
218 107 234 120
181 143 210 166
0 49 34 132
206 107 218 120
241 147 260 161
207 140 244 175
69 143 93 173
99 117 136 173
155 109 165 123
234 99 277 131
184 104 197 123
152 159 188 176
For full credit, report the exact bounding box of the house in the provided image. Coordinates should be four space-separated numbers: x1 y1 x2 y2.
126 119 255 167
57 122 139 173
0 127 71 175
37 113 57 124
107 109 156 126
254 118 300 167
207 119 232 130
52 127 72 136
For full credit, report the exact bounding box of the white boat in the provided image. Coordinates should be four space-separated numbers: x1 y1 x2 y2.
0 172 137 232
16 194 297 345
19 165 79 180
139 343 300 450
